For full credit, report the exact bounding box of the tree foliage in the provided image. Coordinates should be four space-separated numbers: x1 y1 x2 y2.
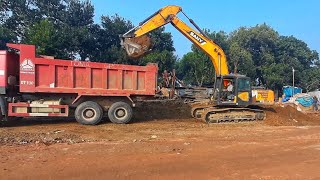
176 51 213 86
1 2 319 91
89 14 134 63
137 27 177 72
177 24 319 91
0 25 17 49
176 30 227 86
0 0 176 75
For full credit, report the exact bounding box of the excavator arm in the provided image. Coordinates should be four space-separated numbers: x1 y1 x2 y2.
120 5 229 76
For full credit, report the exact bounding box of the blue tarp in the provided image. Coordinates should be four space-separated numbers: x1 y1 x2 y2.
281 86 313 107
281 96 290 102
283 86 302 98
296 96 314 107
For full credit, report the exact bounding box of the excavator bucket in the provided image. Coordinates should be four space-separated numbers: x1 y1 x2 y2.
120 35 152 59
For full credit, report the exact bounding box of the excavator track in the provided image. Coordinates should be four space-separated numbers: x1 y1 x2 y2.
191 106 265 123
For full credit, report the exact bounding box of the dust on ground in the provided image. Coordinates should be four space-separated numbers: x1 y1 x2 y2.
1 101 320 179
1 101 320 146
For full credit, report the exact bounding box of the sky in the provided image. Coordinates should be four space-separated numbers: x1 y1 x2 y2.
91 0 320 58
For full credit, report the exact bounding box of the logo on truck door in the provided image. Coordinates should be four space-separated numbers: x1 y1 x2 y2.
188 31 206 45
20 59 35 74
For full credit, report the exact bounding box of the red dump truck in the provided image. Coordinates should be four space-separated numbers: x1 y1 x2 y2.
0 44 158 125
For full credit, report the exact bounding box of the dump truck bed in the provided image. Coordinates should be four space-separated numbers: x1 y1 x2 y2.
1 44 158 96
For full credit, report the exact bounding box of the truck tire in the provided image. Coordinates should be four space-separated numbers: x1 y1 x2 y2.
75 101 103 125
108 102 133 124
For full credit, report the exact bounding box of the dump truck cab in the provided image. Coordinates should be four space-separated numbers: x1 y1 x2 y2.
0 50 20 95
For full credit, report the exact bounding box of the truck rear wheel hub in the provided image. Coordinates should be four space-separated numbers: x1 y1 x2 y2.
83 109 95 119
115 108 126 118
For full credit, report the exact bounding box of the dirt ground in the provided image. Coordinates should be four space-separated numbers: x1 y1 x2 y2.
1 102 320 179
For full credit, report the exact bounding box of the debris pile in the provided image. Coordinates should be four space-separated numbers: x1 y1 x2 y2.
134 100 191 121
264 105 320 126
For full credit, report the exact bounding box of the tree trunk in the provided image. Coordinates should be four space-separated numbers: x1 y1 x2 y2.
234 60 238 74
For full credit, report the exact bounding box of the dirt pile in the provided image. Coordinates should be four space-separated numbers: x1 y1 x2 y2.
135 100 320 126
264 105 320 126
133 100 191 122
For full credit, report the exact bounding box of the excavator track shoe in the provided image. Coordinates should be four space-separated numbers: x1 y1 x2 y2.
198 107 265 123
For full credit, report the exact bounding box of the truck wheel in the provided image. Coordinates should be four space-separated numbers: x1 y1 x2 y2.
108 102 133 124
75 101 103 125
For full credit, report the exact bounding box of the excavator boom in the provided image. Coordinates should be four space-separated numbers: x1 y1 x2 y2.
120 5 229 76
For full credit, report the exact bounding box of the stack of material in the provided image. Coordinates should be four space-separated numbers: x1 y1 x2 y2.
294 94 313 107
281 93 314 112
176 87 212 99
294 94 314 112
307 91 320 101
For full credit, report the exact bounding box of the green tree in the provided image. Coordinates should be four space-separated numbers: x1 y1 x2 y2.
303 67 320 92
90 14 134 63
92 16 177 73
1 0 177 68
24 19 56 54
229 42 255 77
0 25 17 49
176 51 213 86
176 31 228 86
62 0 96 60
148 27 175 52
139 51 177 73
31 0 67 24
2 0 96 59
176 24 319 91
23 19 71 58
225 24 319 91
228 24 279 86
137 27 177 73
0 0 37 38
274 36 319 90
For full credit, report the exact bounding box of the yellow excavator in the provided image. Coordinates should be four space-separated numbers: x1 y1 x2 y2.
120 5 273 123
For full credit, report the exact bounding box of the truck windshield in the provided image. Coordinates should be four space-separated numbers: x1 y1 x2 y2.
238 78 250 92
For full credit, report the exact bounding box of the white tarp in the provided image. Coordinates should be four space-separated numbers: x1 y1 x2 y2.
308 91 320 104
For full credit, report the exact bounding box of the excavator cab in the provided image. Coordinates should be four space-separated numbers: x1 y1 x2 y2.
214 75 252 107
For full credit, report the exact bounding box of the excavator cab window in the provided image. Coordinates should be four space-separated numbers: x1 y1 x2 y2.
237 78 251 92
224 79 235 101
218 78 235 102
